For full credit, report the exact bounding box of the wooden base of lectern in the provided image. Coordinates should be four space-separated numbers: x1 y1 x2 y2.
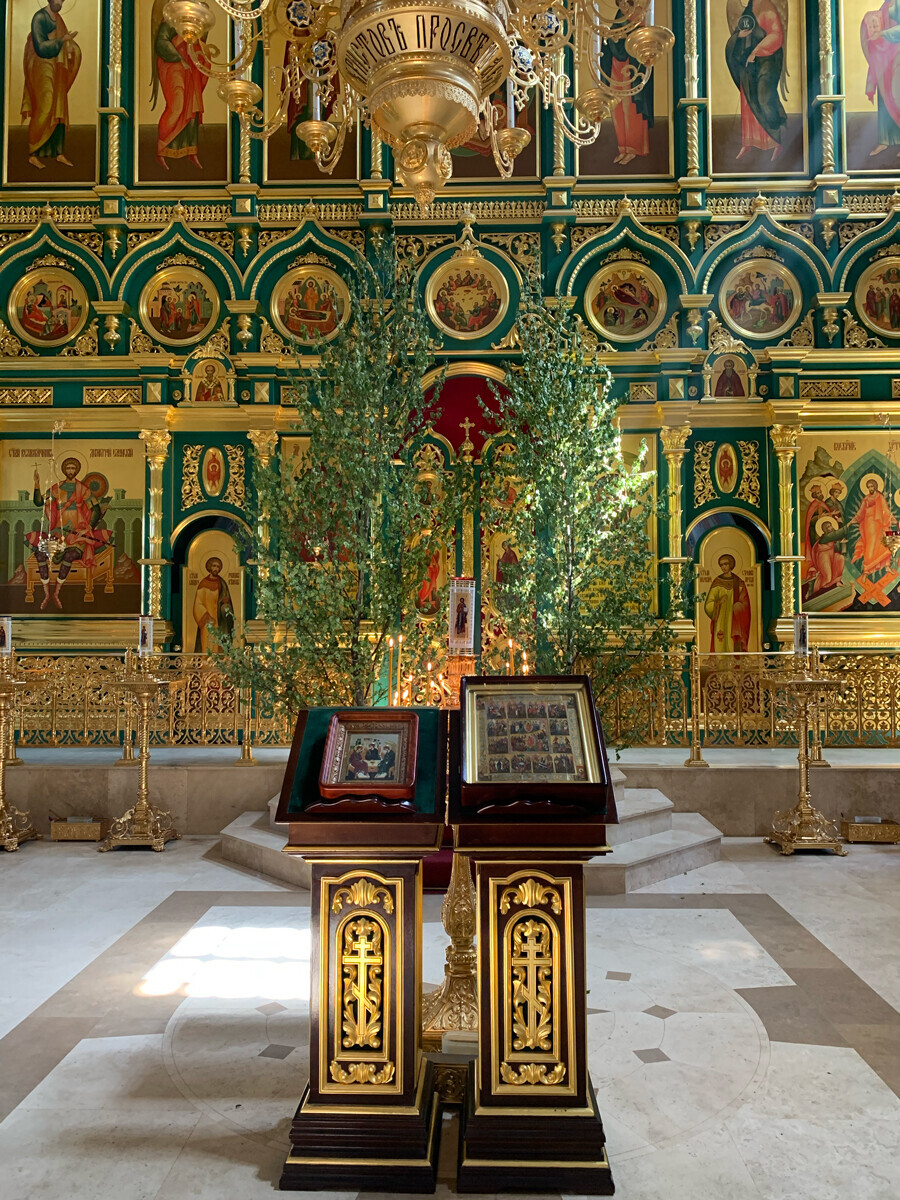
280 1061 441 1192
457 1071 614 1194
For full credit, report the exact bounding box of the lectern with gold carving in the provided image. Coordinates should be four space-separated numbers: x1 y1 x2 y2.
449 676 617 1195
275 706 446 1192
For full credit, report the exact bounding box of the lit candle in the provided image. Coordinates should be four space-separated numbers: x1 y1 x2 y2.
505 76 515 129
388 637 394 706
427 661 433 704
311 81 322 121
522 650 528 676
508 638 514 676
396 634 403 701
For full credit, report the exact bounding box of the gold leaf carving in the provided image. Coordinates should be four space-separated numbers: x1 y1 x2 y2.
61 320 100 357
0 386 51 404
223 444 246 507
332 878 394 913
0 318 37 357
83 385 140 406
693 440 716 508
182 445 203 509
328 1061 395 1085
736 440 761 507
499 1062 566 1085
500 878 562 914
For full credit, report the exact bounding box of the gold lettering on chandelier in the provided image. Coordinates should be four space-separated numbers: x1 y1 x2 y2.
340 11 502 84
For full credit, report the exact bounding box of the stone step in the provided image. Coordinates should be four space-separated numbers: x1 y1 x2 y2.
220 811 309 889
607 787 673 846
585 812 722 895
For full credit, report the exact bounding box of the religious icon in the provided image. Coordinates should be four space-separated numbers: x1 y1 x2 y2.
711 355 749 397
201 447 225 498
140 267 219 347
182 529 243 654
271 266 350 345
859 2 900 161
190 359 227 404
20 0 81 169
425 253 509 341
715 444 738 494
724 0 789 163
191 556 235 652
855 258 900 336
448 576 476 655
318 711 418 801
27 454 113 611
719 260 800 340
9 268 88 347
0 438 143 617
696 527 761 653
704 552 752 652
584 264 666 343
798 436 900 611
415 545 447 616
600 7 655 165
149 0 211 170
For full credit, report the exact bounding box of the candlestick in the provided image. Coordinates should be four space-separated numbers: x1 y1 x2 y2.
388 637 394 706
505 76 515 128
427 661 433 705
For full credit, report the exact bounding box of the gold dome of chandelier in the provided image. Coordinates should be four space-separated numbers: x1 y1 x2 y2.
162 0 673 206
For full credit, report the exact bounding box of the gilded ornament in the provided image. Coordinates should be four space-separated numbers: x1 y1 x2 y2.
640 313 679 352
339 916 386 1051
483 232 541 284
328 1061 395 1085
0 387 51 405
248 429 279 465
223 445 246 507
60 320 100 358
779 310 814 349
259 319 288 355
693 441 717 508
332 878 394 913
69 231 104 260
83 386 141 406
630 382 656 402
499 1061 566 1086
196 229 235 255
798 379 861 399
842 311 883 350
182 445 204 510
584 262 666 343
129 319 166 355
500 877 562 913
139 267 220 348
736 441 761 507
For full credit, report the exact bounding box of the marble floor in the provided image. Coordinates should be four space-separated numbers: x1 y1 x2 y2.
1 835 898 1200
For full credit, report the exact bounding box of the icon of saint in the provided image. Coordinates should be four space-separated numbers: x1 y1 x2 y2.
192 556 235 652
704 553 751 652
21 0 81 170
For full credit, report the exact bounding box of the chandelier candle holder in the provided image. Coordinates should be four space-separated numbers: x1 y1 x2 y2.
0 652 46 852
763 668 847 857
162 0 673 206
98 652 182 853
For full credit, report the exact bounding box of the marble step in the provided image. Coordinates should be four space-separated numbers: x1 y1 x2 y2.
607 788 673 846
220 811 309 889
585 812 722 895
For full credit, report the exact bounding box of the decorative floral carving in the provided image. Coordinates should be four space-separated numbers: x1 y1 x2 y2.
779 310 814 348
500 878 562 914
693 441 716 508
60 320 99 357
223 443 246 507
332 878 394 913
182 445 203 509
737 440 761 507
843 311 884 349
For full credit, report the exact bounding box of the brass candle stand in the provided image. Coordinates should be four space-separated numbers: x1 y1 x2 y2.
421 652 479 1051
0 656 43 852
98 657 181 853
764 668 846 856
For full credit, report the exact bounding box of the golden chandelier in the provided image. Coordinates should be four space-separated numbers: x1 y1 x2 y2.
163 0 673 206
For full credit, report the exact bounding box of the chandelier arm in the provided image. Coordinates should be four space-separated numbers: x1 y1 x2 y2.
239 96 291 141
584 57 651 97
184 22 258 83
314 109 354 174
552 86 603 149
486 102 514 179
208 0 273 20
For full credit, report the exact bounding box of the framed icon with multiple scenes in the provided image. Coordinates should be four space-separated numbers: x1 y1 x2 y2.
465 679 602 785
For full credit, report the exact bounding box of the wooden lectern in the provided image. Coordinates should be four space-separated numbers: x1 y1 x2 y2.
449 676 618 1195
275 706 446 1193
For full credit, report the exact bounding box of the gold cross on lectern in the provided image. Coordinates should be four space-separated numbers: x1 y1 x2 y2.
511 919 552 1051
342 921 384 1048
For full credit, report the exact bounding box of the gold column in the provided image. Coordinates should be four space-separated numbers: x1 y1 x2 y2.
140 430 171 619
770 424 803 624
370 130 384 180
659 424 692 619
552 51 566 176
682 0 701 176
247 429 279 574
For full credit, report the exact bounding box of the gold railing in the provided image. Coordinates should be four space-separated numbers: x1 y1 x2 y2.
9 653 291 751
4 648 900 754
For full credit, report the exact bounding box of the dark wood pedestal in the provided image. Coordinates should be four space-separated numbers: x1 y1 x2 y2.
275 708 448 1193
455 857 614 1195
279 856 441 1192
